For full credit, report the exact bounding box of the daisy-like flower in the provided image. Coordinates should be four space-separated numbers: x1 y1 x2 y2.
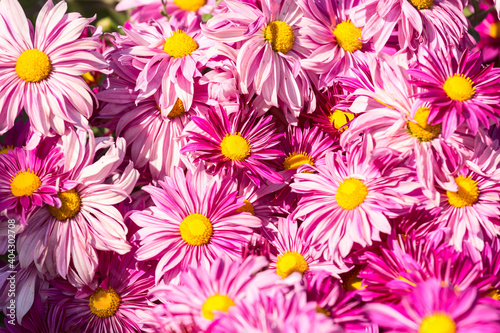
207 288 344 333
342 54 475 201
97 59 209 180
114 16 212 114
299 0 374 88
148 256 278 330
181 105 284 186
264 218 348 280
130 166 262 283
17 130 138 287
0 0 107 136
434 140 500 252
475 3 500 65
349 0 470 55
366 278 500 332
45 249 155 333
202 0 315 123
409 48 500 137
291 137 421 263
0 144 64 225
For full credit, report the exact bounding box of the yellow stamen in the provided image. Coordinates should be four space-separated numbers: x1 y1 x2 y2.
276 251 309 278
179 213 213 246
168 98 186 118
419 314 456 333
201 294 235 320
235 199 255 215
220 133 251 161
174 0 206 11
336 178 368 210
15 49 51 83
89 287 121 318
10 170 41 197
333 20 362 53
407 107 441 142
443 74 475 102
48 190 81 221
283 152 314 170
329 109 355 132
163 30 198 58
446 175 479 208
0 145 14 155
264 21 295 54
409 0 433 10
490 21 500 39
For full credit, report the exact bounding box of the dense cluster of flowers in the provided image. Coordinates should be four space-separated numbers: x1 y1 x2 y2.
1 0 500 331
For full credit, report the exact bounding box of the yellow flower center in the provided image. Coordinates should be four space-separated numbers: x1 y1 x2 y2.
0 145 14 154
341 266 365 290
316 307 332 317
264 21 295 54
419 314 456 333
235 199 255 215
397 276 417 287
47 190 81 221
329 109 355 132
15 49 51 83
163 30 198 58
336 178 368 210
446 175 479 208
168 98 186 118
490 21 500 38
408 0 433 10
333 20 363 53
174 0 206 11
276 251 309 279
89 287 121 318
407 107 442 142
201 294 235 320
443 74 475 102
10 171 41 197
487 287 500 300
220 134 251 161
283 152 314 170
179 213 213 246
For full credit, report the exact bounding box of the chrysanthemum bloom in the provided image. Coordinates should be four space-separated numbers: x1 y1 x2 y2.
434 141 500 252
264 218 347 280
342 55 475 201
475 4 500 65
97 60 209 180
114 16 212 114
366 278 500 333
116 0 217 24
206 288 344 333
0 0 107 136
478 238 500 301
409 48 500 138
130 166 262 283
358 234 486 303
299 0 374 88
291 137 421 262
149 256 279 330
181 105 284 186
45 250 155 333
304 272 378 333
17 131 138 287
0 145 64 225
349 0 470 55
202 0 316 123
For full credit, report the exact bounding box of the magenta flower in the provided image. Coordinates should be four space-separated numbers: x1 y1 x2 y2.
299 0 374 88
0 145 64 225
291 137 421 262
181 105 284 186
148 256 278 330
0 0 107 136
409 48 500 137
366 278 500 332
17 131 138 287
202 0 315 123
130 166 262 283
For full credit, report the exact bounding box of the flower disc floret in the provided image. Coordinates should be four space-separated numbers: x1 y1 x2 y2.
168 98 185 118
276 251 309 278
283 152 314 170
409 0 434 10
333 21 362 53
419 314 456 333
48 189 81 221
201 294 235 320
407 107 441 142
264 21 295 54
15 49 51 82
163 31 198 58
336 178 368 210
446 175 479 207
235 199 255 215
10 171 41 197
443 74 475 102
220 134 251 161
179 213 213 246
490 22 500 38
174 0 206 11
89 287 121 318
